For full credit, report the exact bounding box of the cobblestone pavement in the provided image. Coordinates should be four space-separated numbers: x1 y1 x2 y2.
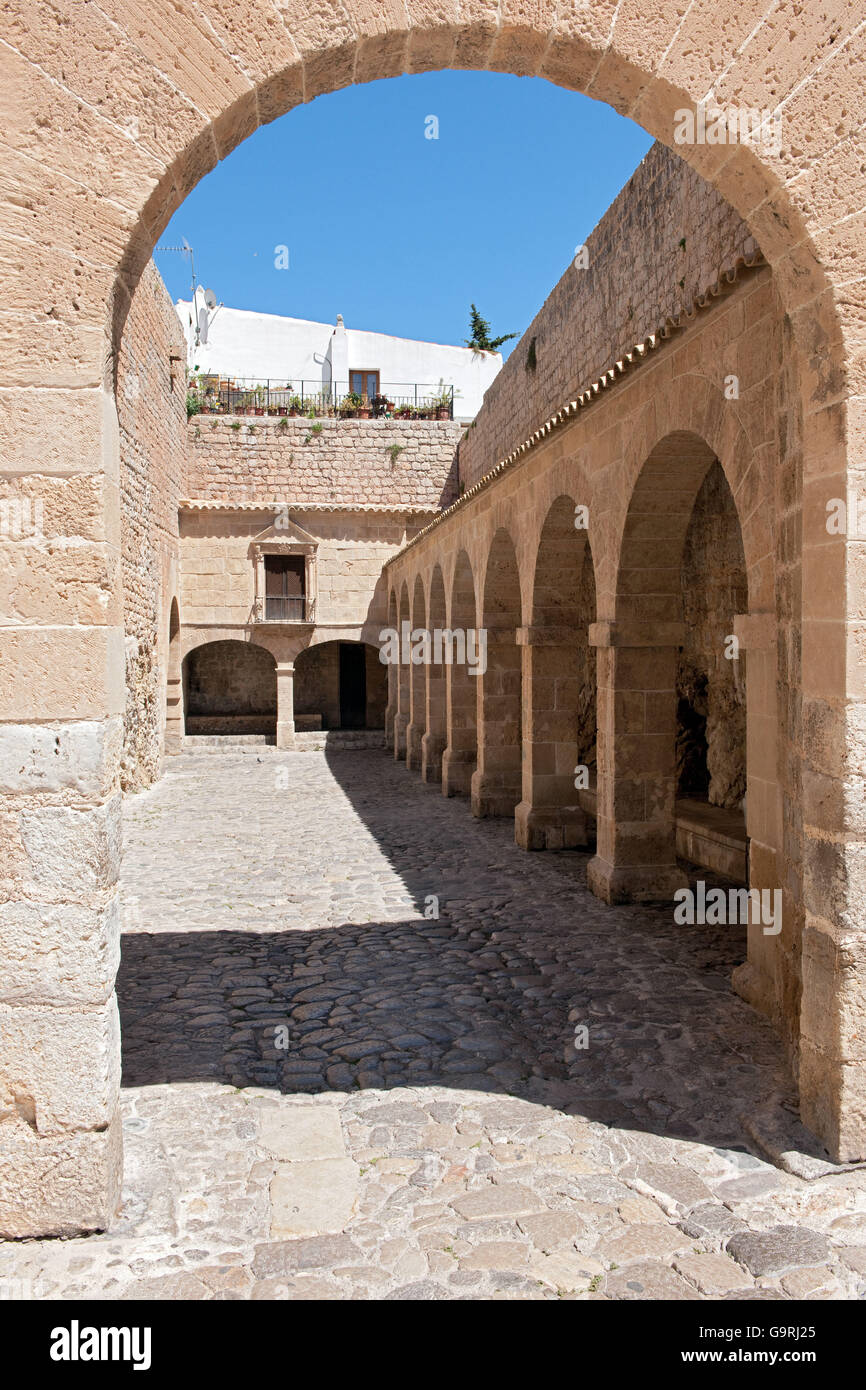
3 751 865 1301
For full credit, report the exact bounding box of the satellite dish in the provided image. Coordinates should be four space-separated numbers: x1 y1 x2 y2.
204 288 217 309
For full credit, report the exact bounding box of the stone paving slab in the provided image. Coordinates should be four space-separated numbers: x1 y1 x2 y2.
2 751 865 1301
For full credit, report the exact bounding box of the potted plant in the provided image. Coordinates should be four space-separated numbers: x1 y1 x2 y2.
340 391 362 417
431 379 452 419
253 385 266 416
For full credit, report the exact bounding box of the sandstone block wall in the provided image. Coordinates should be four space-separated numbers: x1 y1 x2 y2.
186 417 461 509
460 142 759 488
179 506 425 636
117 263 187 791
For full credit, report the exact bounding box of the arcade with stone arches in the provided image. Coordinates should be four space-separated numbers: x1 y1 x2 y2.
3 0 864 1240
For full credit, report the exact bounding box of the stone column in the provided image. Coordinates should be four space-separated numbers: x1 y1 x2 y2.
275 661 296 749
587 619 688 903
406 650 425 772
472 626 522 819
514 625 588 849
442 655 477 796
384 654 396 751
164 673 184 754
422 647 447 783
0 387 123 1237
729 614 787 1017
393 645 409 760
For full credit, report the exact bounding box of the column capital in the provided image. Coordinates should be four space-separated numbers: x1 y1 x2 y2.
589 620 686 648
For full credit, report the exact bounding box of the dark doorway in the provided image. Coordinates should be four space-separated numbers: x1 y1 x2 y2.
339 643 367 729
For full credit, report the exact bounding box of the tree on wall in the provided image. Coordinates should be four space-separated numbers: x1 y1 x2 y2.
464 304 517 354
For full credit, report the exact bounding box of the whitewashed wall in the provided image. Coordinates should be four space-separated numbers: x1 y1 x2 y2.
176 293 502 421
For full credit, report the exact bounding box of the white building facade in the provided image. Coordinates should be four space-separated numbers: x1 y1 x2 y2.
176 290 503 422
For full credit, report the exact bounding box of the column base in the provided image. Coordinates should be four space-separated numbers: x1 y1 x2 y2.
587 855 688 904
393 713 408 759
472 771 521 819
421 732 446 783
276 720 295 750
442 747 475 796
406 722 423 771
515 801 588 850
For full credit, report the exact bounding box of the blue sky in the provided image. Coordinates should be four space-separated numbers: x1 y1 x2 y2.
156 71 652 360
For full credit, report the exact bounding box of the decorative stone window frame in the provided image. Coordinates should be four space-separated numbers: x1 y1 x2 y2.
251 538 318 623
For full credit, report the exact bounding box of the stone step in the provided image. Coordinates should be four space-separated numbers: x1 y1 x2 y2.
183 734 275 749
181 731 386 753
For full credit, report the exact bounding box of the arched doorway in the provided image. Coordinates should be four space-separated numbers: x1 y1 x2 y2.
183 639 277 739
294 640 386 731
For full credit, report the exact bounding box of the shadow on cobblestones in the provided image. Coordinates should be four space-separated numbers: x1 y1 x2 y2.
118 751 789 1150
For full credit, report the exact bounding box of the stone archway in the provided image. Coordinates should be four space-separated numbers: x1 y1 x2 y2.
516 495 596 851
183 638 277 739
4 0 866 1235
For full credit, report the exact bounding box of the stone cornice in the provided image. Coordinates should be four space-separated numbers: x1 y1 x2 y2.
385 252 766 567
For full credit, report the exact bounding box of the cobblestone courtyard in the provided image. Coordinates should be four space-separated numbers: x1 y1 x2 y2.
3 750 865 1300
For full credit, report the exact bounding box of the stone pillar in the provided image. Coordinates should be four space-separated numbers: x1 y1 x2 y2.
514 626 588 849
393 650 409 760
442 651 478 796
587 620 688 903
406 652 425 772
384 654 396 751
729 614 786 1024
0 387 124 1237
275 661 295 748
421 646 446 783
472 626 522 819
164 673 184 754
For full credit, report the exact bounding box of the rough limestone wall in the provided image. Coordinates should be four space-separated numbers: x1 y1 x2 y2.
186 417 460 508
677 461 748 810
117 263 187 790
460 142 758 487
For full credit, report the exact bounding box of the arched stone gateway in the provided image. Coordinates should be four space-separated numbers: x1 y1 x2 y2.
2 1 865 1236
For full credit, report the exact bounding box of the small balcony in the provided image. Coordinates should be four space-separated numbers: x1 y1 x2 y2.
252 595 315 623
187 376 455 421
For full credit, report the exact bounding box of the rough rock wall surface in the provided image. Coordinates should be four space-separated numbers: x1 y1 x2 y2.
117 264 187 790
460 142 758 488
186 417 461 509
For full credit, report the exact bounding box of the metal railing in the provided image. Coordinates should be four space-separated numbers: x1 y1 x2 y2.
188 377 455 420
253 595 315 623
